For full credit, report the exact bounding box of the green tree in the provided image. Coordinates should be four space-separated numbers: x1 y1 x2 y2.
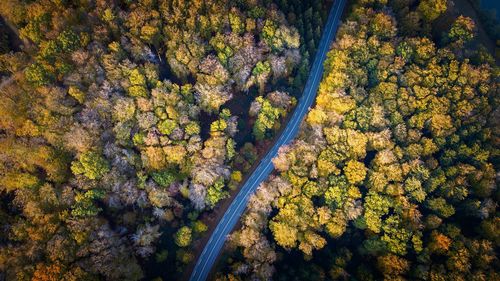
151 170 177 187
158 119 177 135
427 198 455 218
252 96 282 140
192 221 208 234
128 68 148 97
25 63 54 86
205 178 229 208
417 0 447 22
448 16 475 43
175 226 192 247
57 30 81 52
71 189 105 217
71 151 110 180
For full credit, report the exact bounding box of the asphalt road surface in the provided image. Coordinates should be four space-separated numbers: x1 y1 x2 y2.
189 0 347 280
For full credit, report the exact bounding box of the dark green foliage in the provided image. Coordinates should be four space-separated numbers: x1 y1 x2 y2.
151 169 177 187
25 62 54 86
71 189 105 217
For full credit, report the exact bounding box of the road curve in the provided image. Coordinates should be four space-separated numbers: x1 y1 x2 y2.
189 0 347 280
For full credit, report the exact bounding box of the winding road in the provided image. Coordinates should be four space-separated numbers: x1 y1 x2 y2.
189 0 347 280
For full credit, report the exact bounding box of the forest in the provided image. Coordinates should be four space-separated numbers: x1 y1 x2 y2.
0 0 498 281
0 0 331 280
215 0 499 280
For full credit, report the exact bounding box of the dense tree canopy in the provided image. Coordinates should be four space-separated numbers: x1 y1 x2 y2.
2 0 496 279
218 0 499 280
0 0 325 279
